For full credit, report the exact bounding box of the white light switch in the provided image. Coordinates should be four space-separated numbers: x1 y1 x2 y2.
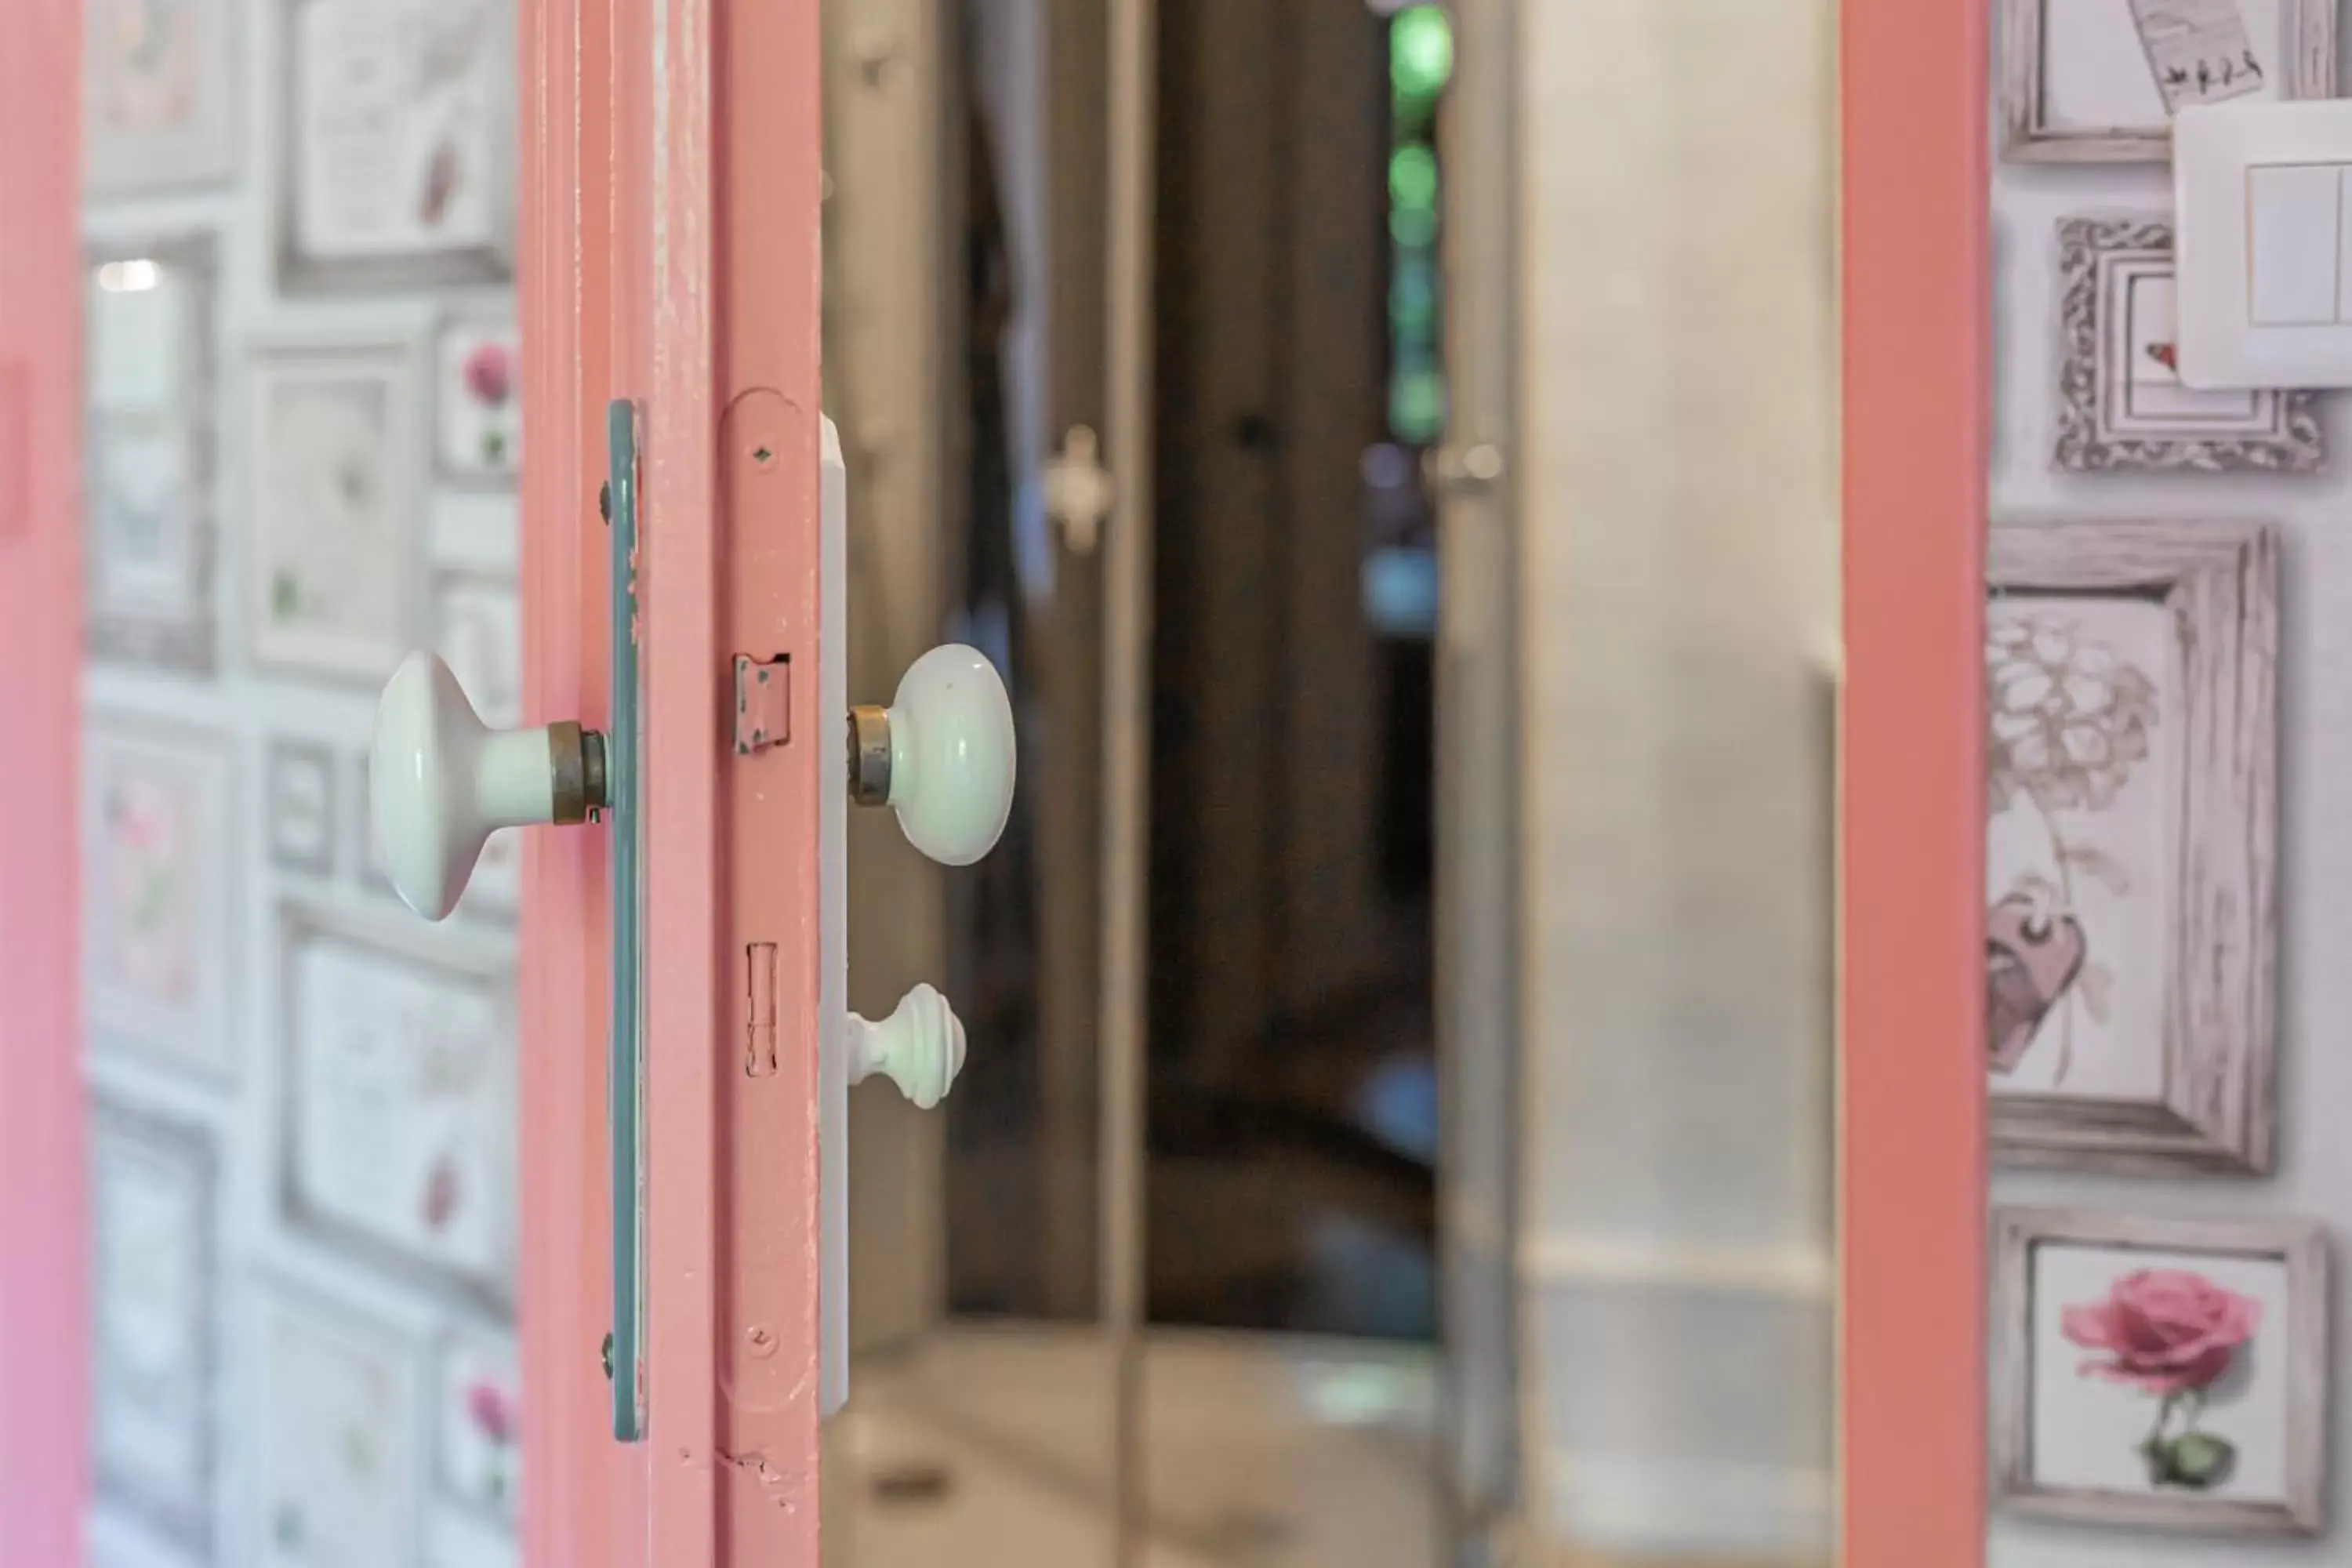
2245 163 2340 325
2177 100 2352 387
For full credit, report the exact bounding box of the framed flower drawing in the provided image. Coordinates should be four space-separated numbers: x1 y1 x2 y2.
2001 0 2336 163
254 1282 423 1568
90 1096 217 1553
84 0 239 194
247 338 426 685
278 902 517 1302
1994 1208 2328 1535
1986 521 2277 1174
434 1330 521 1526
279 0 515 290
2055 216 2323 474
85 236 219 673
83 716 236 1080
436 321 521 480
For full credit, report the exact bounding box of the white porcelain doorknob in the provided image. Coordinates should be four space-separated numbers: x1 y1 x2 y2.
847 983 967 1109
372 651 608 920
848 643 1016 866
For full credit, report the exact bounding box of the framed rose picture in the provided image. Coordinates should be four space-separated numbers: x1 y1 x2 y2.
279 0 515 291
84 0 239 194
436 320 521 481
1985 521 2277 1171
434 1329 521 1527
267 736 339 877
247 337 426 685
83 715 237 1080
2001 0 2337 163
85 235 219 673
278 902 517 1302
2056 216 2323 474
1994 1208 2328 1536
254 1281 423 1568
1987 521 2277 1174
90 1095 217 1554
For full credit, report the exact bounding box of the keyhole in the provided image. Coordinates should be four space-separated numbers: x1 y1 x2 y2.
751 444 775 467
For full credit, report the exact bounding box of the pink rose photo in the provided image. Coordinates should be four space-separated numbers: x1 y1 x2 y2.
2063 1269 2261 1490
1994 1208 2328 1537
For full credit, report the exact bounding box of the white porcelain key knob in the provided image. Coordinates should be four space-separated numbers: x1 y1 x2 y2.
372 651 608 921
848 643 1016 866
848 983 967 1109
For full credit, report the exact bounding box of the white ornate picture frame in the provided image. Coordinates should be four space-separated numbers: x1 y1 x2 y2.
278 0 516 291
83 714 238 1081
1994 1208 2328 1536
2056 216 2324 474
84 0 240 195
90 1094 218 1554
246 336 428 686
2002 0 2337 163
1987 521 2278 1174
85 234 220 673
277 902 517 1304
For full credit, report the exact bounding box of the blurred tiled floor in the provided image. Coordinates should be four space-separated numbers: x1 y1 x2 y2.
823 1329 1439 1568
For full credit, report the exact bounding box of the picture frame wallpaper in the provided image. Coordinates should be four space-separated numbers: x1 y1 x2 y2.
1994 1207 2329 1537
83 713 238 1081
84 0 241 196
85 234 220 673
434 318 521 482
246 336 426 686
2055 216 2325 474
267 736 340 877
80 2 530 1560
2000 0 2337 164
1986 520 2278 1175
433 1327 521 1529
254 1280 423 1568
278 902 517 1305
89 1094 218 1554
278 0 516 292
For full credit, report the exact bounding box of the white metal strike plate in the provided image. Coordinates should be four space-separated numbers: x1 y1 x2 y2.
2176 100 2352 387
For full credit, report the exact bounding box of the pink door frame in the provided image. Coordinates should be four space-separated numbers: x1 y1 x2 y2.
0 0 88 1562
1841 1 1989 1565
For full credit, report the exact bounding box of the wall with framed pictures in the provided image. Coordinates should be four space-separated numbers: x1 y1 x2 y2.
1987 5 2352 1559
77 0 524 1559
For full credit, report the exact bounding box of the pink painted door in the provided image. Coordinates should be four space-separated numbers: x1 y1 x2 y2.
526 0 831 1562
